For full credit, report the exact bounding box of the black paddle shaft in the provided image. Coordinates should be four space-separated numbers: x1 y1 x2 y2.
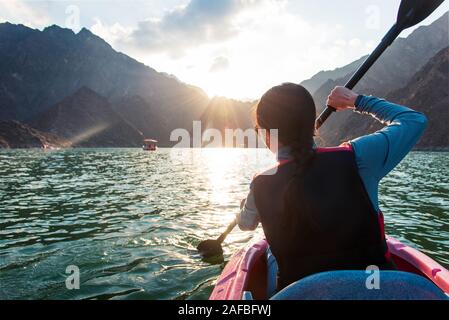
315 0 445 130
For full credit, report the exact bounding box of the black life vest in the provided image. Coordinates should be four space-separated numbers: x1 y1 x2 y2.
252 146 393 290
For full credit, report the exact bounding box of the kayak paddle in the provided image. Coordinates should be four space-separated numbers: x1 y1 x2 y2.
315 0 445 129
197 219 238 258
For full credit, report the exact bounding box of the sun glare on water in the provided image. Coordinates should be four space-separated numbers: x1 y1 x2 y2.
197 148 276 222
202 149 239 207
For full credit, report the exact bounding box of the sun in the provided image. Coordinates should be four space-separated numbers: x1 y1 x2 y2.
197 72 262 101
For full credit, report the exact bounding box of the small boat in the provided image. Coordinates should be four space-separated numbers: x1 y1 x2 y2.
210 237 449 300
143 139 158 151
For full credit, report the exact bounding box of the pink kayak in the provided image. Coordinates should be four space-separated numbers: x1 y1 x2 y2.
210 237 449 300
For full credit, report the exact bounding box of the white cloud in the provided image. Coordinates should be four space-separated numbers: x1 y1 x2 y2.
121 0 264 55
0 0 50 28
121 0 378 99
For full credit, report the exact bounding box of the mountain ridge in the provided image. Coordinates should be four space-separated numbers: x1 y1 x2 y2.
0 11 448 149
0 22 209 144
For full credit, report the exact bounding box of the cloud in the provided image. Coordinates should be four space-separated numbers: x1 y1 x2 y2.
209 56 230 73
0 0 50 28
121 0 262 55
117 0 376 99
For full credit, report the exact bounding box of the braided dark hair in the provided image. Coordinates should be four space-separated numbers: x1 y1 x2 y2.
256 83 316 231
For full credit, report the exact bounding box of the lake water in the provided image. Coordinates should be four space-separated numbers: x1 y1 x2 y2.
0 149 448 300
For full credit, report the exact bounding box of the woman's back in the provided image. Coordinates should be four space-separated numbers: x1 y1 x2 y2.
236 84 428 291
253 147 390 290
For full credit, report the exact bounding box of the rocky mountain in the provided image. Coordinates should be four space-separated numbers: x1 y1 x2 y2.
389 46 449 149
0 120 67 149
311 12 449 147
0 23 209 144
33 87 143 147
112 95 167 143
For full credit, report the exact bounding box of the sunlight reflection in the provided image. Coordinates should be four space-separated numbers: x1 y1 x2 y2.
201 148 238 208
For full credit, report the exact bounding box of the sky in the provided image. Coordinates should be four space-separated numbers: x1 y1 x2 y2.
0 0 447 100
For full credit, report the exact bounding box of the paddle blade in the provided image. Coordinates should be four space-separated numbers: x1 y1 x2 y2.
197 240 224 258
397 0 445 29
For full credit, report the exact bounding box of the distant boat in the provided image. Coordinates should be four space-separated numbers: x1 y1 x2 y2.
143 139 157 151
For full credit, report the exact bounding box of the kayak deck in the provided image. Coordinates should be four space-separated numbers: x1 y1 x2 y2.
210 237 449 300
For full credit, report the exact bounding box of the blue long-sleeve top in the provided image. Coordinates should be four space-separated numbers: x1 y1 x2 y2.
237 96 428 230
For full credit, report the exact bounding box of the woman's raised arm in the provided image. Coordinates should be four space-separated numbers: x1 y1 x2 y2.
327 87 428 210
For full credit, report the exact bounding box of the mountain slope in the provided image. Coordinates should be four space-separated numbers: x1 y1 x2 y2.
388 46 449 149
0 23 209 144
112 95 167 142
300 55 368 95
313 12 449 146
33 87 143 147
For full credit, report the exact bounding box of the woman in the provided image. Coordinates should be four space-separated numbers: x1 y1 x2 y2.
237 83 428 292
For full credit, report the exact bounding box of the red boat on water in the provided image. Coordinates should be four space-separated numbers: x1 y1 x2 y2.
210 237 449 300
143 139 157 151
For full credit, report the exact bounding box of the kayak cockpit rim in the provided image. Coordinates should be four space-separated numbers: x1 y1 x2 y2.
210 237 449 300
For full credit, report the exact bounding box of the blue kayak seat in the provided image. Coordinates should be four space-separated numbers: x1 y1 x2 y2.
270 271 448 300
